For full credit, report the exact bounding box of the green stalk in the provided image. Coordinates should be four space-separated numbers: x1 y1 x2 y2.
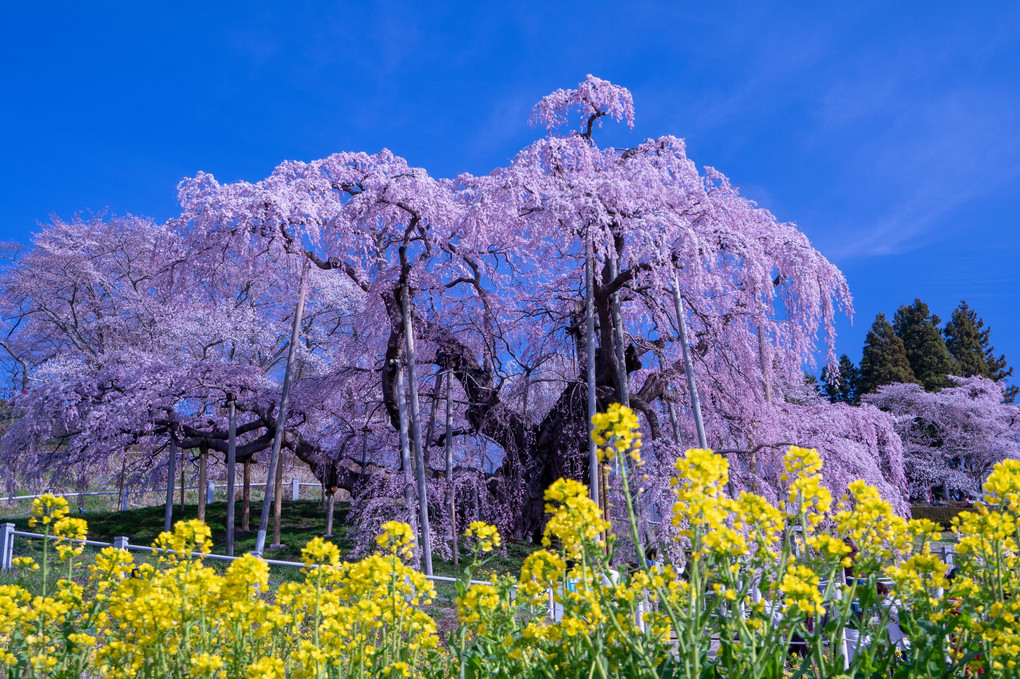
41 522 50 599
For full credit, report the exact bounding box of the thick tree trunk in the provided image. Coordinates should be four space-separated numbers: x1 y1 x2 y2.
368 249 664 543
419 260 658 542
608 256 630 407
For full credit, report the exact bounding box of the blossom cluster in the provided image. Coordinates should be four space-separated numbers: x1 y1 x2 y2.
2 497 441 679
5 406 1020 677
592 402 643 464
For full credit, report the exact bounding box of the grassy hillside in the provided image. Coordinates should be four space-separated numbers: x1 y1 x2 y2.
2 498 535 584
1 498 536 633
4 499 350 562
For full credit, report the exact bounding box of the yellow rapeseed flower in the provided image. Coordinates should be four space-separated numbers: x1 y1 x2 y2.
542 479 608 557
28 494 69 528
464 521 502 553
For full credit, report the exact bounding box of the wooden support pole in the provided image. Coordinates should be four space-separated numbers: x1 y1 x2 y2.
655 349 682 445
226 395 237 556
197 450 208 522
118 450 128 512
271 452 284 548
586 246 600 506
180 450 186 512
600 462 611 553
255 259 309 555
242 460 251 532
424 371 443 468
164 441 176 532
671 271 707 449
395 358 420 541
444 369 458 566
401 283 433 576
324 491 336 538
754 326 772 488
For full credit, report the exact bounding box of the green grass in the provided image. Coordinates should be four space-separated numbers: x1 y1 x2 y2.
1 499 537 637
1 499 356 595
4 499 352 563
2 498 536 592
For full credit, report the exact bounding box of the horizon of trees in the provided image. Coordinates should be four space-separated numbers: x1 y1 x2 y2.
821 298 1016 404
820 299 1019 503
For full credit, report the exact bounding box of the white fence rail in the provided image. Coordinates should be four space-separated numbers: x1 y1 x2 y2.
0 522 961 668
0 522 491 588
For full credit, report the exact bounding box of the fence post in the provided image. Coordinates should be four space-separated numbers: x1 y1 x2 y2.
113 536 129 551
836 579 850 670
1 523 14 570
935 545 948 599
291 477 299 502
119 487 129 511
206 481 216 506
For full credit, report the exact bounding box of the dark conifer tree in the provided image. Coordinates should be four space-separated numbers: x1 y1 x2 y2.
860 313 919 394
893 299 958 392
944 301 1017 402
822 354 861 405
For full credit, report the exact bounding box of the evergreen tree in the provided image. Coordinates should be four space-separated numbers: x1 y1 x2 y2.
822 354 861 405
944 301 1017 402
860 313 919 394
801 371 824 400
893 299 959 392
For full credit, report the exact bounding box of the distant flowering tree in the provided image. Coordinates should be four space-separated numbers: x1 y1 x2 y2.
0 214 371 492
864 376 1020 501
0 76 911 543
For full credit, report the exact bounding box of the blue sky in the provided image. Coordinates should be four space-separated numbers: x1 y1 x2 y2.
3 1 1019 381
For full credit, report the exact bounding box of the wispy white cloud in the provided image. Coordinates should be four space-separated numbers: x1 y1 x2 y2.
811 79 1020 259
